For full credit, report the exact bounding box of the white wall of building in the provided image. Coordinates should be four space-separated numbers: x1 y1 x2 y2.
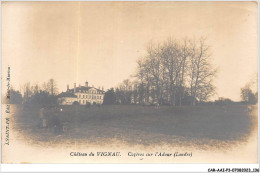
75 88 104 105
58 97 77 105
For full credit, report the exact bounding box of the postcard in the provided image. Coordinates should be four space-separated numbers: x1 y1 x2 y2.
1 1 258 164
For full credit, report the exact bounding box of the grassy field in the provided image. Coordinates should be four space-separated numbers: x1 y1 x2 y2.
13 104 257 146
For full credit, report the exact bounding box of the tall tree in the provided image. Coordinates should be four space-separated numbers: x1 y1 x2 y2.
188 38 217 105
47 79 58 96
103 88 116 105
241 83 257 104
4 88 23 104
132 37 217 106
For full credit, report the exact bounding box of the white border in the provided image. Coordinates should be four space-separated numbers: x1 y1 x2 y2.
1 164 259 172
0 0 259 172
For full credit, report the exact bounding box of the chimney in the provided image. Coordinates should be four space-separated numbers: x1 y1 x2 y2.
67 84 69 91
79 84 81 87
85 81 88 87
98 86 100 90
102 86 104 91
74 83 76 93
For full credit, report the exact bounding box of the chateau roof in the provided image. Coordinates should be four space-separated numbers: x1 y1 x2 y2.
58 92 77 98
68 86 105 93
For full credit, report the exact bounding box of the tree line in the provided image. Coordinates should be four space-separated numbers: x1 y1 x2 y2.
105 37 217 106
4 79 59 105
5 37 257 106
240 74 258 105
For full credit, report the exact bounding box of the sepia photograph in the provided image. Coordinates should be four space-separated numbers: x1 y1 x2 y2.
1 1 258 164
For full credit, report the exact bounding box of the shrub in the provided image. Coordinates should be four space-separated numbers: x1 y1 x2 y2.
72 101 79 105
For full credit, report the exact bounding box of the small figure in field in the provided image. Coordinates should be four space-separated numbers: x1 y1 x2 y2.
155 103 160 109
62 122 69 133
39 106 47 128
52 106 62 135
247 106 253 113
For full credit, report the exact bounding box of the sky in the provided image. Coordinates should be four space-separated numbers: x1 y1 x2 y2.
2 1 258 101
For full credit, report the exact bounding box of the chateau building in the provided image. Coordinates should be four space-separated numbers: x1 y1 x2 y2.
58 81 105 105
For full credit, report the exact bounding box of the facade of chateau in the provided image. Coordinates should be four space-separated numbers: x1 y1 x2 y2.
58 81 105 105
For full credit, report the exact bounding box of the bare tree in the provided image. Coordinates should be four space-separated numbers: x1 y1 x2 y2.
47 79 58 95
188 38 217 105
42 82 49 93
178 38 190 105
161 38 184 105
241 82 257 104
132 36 217 106
136 59 146 104
41 79 58 95
146 42 164 104
22 82 33 99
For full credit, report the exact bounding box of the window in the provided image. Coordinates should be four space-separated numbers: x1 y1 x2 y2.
79 100 81 104
83 100 85 104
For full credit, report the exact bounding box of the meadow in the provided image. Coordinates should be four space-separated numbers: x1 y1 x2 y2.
13 104 257 147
